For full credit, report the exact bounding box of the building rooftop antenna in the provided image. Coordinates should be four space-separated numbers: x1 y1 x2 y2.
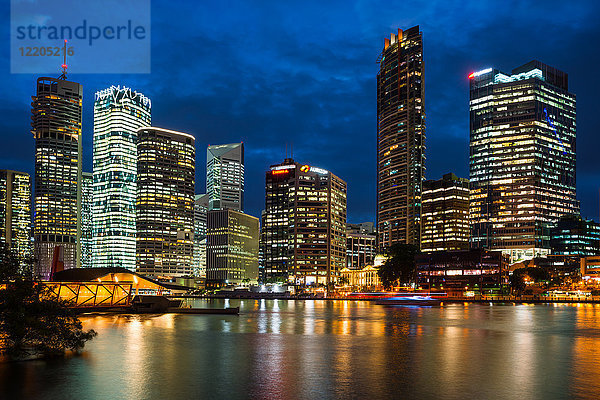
59 40 68 80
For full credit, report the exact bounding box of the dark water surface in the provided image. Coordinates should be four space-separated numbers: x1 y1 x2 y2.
2 299 600 399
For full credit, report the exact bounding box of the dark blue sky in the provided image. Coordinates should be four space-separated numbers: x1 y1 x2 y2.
2 0 599 223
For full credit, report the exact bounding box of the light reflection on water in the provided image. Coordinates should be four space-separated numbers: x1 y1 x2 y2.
2 301 600 399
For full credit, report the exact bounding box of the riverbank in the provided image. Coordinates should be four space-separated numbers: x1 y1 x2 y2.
179 294 600 304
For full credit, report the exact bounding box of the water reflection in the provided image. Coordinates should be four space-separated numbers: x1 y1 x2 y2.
2 302 600 399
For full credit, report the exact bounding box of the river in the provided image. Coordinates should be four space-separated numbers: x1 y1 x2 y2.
2 299 600 399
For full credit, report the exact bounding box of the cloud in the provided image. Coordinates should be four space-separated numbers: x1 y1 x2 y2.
1 0 599 223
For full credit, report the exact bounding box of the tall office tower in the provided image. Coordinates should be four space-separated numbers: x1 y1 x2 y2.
93 86 151 271
0 170 32 261
31 77 82 279
346 225 376 269
193 194 209 276
137 127 195 277
80 172 94 268
206 209 259 287
421 173 470 253
263 159 347 286
376 26 425 250
206 143 244 211
469 61 578 262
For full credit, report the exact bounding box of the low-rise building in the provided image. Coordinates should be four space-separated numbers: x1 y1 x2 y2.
52 267 192 297
580 256 600 281
340 265 382 290
517 255 582 283
416 249 509 295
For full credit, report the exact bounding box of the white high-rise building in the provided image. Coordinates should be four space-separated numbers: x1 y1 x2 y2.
93 86 151 271
206 143 244 211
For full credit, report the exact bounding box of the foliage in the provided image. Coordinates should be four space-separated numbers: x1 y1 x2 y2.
0 244 96 360
509 267 551 294
336 276 349 286
377 244 420 290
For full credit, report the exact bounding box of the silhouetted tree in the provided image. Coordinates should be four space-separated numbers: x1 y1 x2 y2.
377 244 420 290
509 267 551 294
0 244 96 359
337 276 350 286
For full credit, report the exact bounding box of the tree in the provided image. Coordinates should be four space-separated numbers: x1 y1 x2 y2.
377 244 420 290
509 267 550 294
337 276 350 286
0 244 96 360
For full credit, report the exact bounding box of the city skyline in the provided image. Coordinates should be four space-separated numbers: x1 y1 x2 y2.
2 1 599 225
4 4 600 398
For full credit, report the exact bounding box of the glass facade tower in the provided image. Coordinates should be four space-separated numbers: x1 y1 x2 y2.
136 127 195 277
206 143 244 211
469 61 578 262
93 86 151 271
31 77 82 279
549 214 599 256
376 26 425 249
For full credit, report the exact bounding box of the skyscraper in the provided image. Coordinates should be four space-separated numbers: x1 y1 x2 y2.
80 172 93 268
194 193 209 276
263 159 347 286
376 26 425 249
469 61 578 262
0 170 32 261
206 209 259 287
93 86 151 271
31 77 82 279
206 143 244 211
421 173 470 253
137 127 195 277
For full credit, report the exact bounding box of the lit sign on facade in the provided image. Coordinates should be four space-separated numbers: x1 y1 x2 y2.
271 165 296 171
468 68 492 79
95 85 151 108
310 167 328 175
